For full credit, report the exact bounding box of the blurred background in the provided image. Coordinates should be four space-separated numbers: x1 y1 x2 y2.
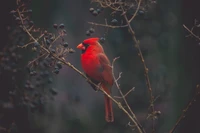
0 0 200 133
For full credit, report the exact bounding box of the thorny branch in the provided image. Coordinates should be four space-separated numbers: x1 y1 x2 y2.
16 2 144 133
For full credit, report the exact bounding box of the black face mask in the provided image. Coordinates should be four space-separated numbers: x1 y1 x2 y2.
81 42 89 54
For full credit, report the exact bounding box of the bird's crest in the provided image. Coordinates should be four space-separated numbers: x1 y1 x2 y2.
82 38 99 45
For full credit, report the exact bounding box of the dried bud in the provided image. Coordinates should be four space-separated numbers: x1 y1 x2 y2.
69 48 75 53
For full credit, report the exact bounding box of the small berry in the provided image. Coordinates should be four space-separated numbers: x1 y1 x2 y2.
59 23 65 29
53 24 58 29
138 10 145 15
56 61 62 69
96 8 101 14
89 8 94 13
53 69 59 74
89 28 95 33
49 88 58 95
92 10 98 16
63 42 68 47
86 30 91 36
111 19 118 25
54 66 59 69
99 37 106 43
27 9 33 14
30 71 37 76
34 42 40 47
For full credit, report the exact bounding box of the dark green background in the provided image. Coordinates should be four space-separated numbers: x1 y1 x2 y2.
1 0 200 133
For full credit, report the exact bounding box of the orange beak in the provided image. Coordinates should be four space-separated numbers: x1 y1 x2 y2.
76 43 85 50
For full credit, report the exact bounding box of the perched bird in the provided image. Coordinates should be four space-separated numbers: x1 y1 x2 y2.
77 38 114 122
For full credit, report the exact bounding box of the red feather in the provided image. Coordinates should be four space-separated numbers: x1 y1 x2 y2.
77 38 114 122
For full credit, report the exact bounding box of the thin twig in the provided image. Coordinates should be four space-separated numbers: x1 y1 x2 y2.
27 53 47 66
169 85 200 133
183 24 200 41
120 3 156 132
112 57 146 133
129 0 142 23
88 22 128 28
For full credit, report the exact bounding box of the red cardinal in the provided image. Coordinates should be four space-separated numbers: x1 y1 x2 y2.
77 38 114 122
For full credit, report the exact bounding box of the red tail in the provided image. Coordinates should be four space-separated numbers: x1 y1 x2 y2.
104 95 114 122
102 83 114 122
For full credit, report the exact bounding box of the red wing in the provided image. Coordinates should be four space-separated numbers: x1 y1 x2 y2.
97 53 114 88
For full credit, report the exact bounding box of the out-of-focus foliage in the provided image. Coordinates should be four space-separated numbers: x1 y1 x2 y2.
0 0 194 133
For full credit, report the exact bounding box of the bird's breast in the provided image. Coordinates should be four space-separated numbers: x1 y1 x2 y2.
81 53 102 81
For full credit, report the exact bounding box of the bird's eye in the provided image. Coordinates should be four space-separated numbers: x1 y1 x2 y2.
82 42 89 48
81 42 90 54
82 42 89 46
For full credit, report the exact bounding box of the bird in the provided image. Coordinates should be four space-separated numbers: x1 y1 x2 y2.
77 38 114 122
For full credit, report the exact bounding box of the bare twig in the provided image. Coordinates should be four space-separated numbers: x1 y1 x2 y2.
120 4 156 132
169 85 200 133
128 0 142 22
27 53 46 67
112 57 146 133
183 24 200 41
88 22 128 28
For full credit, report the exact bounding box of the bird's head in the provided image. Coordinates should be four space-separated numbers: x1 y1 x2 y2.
77 38 104 54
